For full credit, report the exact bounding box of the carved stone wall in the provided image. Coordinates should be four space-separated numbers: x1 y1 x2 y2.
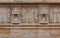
0 5 60 23
0 5 60 38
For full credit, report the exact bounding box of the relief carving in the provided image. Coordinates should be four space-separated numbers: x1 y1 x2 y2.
39 5 49 23
0 5 60 24
39 5 49 14
0 7 11 23
11 7 21 23
21 7 38 23
49 6 60 23
12 7 20 14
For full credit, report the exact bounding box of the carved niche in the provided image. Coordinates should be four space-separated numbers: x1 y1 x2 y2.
39 5 49 23
11 7 21 23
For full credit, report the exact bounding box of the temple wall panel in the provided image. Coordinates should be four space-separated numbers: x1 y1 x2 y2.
0 4 59 38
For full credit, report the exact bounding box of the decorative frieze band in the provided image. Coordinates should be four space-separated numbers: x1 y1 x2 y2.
0 5 60 24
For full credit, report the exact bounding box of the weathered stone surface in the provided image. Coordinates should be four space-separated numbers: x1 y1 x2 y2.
50 29 60 38
0 0 60 3
0 28 10 38
0 28 59 38
0 35 9 38
21 6 38 23
0 5 60 23
37 29 51 38
0 28 10 35
49 6 60 23
10 28 37 38
0 4 59 38
0 7 10 23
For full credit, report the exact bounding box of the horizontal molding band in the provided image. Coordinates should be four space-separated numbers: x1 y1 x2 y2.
0 3 59 5
0 27 60 29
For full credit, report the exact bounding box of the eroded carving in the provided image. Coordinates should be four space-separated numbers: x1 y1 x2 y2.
21 7 38 23
0 7 11 23
49 6 60 23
